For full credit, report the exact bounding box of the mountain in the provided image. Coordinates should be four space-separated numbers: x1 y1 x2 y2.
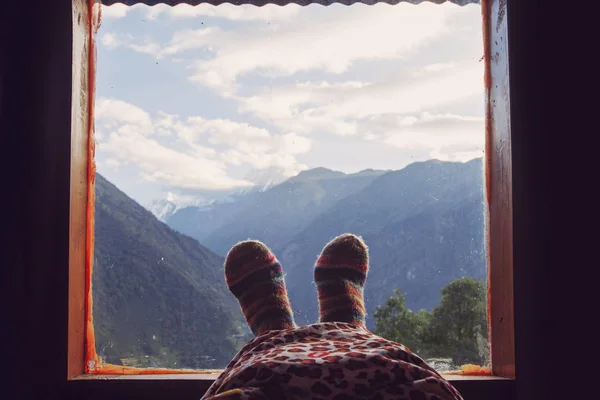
235 166 293 195
92 173 250 370
166 159 486 329
93 158 486 369
278 158 486 327
146 192 215 222
290 167 346 181
147 167 290 226
168 168 389 256
165 192 260 249
147 197 178 222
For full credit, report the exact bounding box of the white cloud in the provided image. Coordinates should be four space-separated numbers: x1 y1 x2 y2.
100 32 118 48
100 3 300 21
101 4 472 91
163 27 221 57
105 158 122 170
382 112 485 161
95 98 311 190
99 27 219 61
317 61 483 118
150 112 216 157
100 4 129 19
237 81 370 136
104 131 250 191
95 98 154 135
173 116 312 174
187 4 457 92
96 3 485 186
219 149 308 177
237 60 483 136
100 32 163 59
144 4 301 21
424 62 455 72
279 132 312 155
98 3 483 146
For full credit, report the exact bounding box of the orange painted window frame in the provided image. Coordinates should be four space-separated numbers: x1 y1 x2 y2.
67 0 515 398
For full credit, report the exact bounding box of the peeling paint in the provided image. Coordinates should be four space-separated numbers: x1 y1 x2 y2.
496 0 506 31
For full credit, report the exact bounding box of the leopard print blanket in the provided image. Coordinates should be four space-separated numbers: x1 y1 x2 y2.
201 322 463 400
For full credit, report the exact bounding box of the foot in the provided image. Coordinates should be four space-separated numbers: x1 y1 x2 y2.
314 233 369 326
224 240 296 336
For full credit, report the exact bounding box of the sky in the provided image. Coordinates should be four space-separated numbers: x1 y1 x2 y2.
95 3 485 206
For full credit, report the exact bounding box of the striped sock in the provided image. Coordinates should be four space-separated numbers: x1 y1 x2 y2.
224 240 296 336
314 233 369 326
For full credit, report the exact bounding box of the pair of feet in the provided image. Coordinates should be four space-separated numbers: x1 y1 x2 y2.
225 233 369 337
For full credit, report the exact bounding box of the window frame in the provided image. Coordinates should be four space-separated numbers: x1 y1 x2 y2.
66 0 516 398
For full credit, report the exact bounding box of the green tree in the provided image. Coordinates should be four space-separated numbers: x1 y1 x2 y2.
374 277 489 367
422 277 488 366
373 289 431 355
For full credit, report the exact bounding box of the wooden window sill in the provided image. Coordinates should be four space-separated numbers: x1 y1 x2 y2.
71 373 512 381
68 373 516 400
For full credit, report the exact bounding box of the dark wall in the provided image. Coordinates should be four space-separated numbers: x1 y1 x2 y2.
1 1 74 398
0 0 580 399
507 1 546 399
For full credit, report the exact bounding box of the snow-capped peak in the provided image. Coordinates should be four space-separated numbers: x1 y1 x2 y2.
166 192 177 202
147 168 299 220
147 193 213 222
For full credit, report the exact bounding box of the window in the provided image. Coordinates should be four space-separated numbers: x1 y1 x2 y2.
67 0 515 398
